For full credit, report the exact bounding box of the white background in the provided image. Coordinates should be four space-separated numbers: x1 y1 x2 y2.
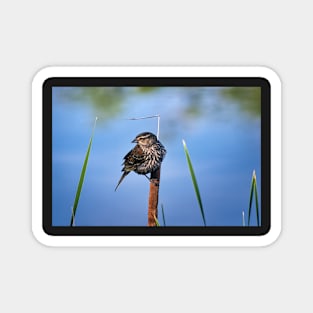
1 1 311 312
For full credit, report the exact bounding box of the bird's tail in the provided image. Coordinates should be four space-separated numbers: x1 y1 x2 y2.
115 171 129 191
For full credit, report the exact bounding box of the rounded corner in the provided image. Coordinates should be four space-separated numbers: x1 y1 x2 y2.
259 224 282 247
32 66 59 89
256 66 282 88
31 225 54 247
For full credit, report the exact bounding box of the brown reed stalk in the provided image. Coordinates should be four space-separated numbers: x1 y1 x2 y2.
147 167 161 226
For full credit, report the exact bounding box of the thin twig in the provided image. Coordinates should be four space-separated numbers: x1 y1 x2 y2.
126 114 160 139
125 115 160 120
157 115 160 139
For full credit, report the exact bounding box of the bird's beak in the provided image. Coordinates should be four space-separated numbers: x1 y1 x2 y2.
132 138 137 143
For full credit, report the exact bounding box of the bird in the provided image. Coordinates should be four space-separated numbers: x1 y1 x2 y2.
115 132 166 191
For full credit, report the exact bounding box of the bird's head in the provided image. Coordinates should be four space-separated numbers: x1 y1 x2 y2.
132 132 157 147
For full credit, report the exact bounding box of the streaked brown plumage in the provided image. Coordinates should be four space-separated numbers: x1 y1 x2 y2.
115 132 166 191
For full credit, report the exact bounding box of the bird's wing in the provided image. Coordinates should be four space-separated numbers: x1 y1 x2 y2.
122 145 145 171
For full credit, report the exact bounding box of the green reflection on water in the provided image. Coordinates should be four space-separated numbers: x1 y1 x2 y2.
59 86 261 126
221 87 261 117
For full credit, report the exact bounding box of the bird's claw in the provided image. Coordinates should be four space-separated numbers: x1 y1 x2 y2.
150 178 159 187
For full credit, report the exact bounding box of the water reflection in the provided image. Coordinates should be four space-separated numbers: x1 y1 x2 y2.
52 86 261 226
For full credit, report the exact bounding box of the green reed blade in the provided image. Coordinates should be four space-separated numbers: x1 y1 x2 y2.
70 118 97 226
182 140 206 226
154 215 160 227
161 204 166 226
247 170 255 226
253 172 260 226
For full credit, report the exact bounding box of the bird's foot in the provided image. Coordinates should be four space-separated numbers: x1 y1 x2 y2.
149 178 159 187
144 174 159 187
